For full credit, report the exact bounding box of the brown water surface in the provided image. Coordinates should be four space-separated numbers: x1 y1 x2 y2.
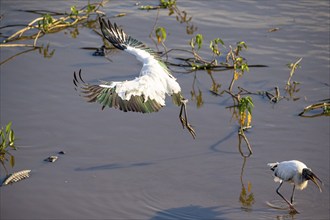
0 0 329 219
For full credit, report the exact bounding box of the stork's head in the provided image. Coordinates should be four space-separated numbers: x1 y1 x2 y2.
302 168 323 192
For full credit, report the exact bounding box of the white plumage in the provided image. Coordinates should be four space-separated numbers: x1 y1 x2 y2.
73 18 196 138
268 160 322 213
269 160 309 190
99 52 181 106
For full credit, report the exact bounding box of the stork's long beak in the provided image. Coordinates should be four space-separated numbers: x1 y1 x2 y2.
308 171 323 192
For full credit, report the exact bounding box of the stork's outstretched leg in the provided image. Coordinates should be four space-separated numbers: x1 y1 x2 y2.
179 99 196 139
290 185 296 204
276 181 299 214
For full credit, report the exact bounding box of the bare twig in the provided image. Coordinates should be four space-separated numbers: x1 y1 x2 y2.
286 57 302 87
238 129 253 157
298 101 330 117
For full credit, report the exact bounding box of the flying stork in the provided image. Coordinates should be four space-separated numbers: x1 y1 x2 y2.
73 18 196 139
268 160 322 213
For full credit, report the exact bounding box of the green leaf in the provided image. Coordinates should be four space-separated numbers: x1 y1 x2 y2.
160 0 176 8
241 63 249 72
209 38 225 56
5 122 12 133
195 34 203 50
214 37 224 45
10 155 15 167
70 5 79 16
155 27 167 43
237 41 247 49
86 3 96 13
239 96 254 115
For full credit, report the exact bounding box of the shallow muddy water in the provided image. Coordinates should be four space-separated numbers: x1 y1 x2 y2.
0 0 329 219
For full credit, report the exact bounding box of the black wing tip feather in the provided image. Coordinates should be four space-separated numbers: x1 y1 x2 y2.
99 17 127 51
99 17 160 59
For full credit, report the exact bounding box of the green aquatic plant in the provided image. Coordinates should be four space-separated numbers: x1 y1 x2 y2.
1 0 106 46
238 96 254 130
209 38 225 58
139 0 176 10
227 41 249 92
0 122 17 175
0 0 109 65
190 34 203 50
139 0 196 35
225 93 254 156
160 0 177 9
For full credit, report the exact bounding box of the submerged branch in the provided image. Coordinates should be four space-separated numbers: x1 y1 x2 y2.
298 100 330 117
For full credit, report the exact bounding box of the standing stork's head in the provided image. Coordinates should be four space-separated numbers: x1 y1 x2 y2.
302 168 322 192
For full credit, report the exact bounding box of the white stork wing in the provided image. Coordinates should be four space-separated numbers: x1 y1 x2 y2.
73 70 163 113
73 18 183 113
73 18 196 138
99 18 182 104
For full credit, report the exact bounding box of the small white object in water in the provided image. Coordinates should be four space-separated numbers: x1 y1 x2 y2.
44 155 58 162
2 169 31 186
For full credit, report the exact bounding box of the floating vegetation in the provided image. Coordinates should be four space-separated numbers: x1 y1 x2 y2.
265 87 282 103
299 100 330 117
268 27 280 33
0 122 17 175
138 0 177 10
1 1 106 45
2 169 31 186
0 0 107 65
150 23 262 155
159 33 266 74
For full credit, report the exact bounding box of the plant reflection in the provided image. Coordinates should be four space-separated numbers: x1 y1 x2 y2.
208 70 223 96
0 0 107 65
38 43 55 58
284 82 300 101
0 43 55 65
190 72 204 108
239 157 255 210
2 1 106 45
